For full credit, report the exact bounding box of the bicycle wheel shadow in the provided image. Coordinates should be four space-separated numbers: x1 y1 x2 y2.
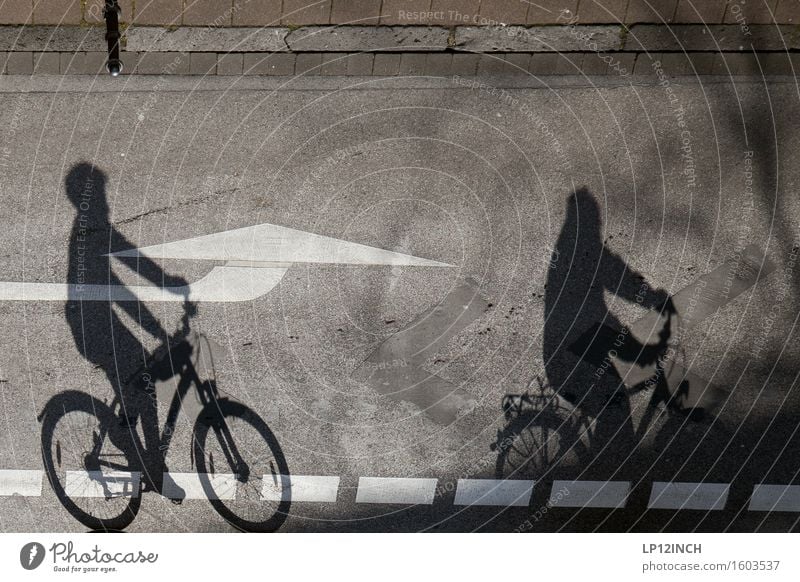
140 331 293 533
39 162 291 532
494 188 715 482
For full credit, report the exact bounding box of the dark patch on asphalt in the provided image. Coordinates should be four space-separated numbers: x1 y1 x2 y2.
353 278 489 425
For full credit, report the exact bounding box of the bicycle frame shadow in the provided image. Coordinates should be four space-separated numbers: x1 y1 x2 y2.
39 309 292 533
132 331 293 533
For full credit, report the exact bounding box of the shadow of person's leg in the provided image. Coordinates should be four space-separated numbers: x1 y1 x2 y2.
92 309 167 494
586 371 638 475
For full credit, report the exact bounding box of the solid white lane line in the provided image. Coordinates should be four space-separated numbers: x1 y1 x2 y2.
0 470 43 496
356 477 437 505
648 482 729 510
261 475 340 502
454 479 534 507
65 471 141 498
749 484 800 512
162 472 237 500
552 480 630 508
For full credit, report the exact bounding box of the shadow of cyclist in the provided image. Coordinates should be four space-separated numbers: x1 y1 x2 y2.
542 187 674 470
63 162 193 494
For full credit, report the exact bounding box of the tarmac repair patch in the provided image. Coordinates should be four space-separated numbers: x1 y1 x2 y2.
353 278 489 425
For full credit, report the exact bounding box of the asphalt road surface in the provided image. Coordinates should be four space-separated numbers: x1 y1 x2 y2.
0 74 799 532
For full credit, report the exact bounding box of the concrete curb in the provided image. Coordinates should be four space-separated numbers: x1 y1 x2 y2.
1 25 798 53
283 25 451 52
127 26 288 52
125 25 452 53
455 25 622 52
4 51 797 77
121 24 800 54
0 25 105 51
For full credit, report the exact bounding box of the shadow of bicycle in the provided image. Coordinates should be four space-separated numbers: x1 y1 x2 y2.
39 332 291 532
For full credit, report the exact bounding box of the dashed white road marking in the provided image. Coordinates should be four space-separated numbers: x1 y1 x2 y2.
749 484 800 512
454 479 534 507
0 470 43 496
8 470 790 513
356 477 438 505
648 482 729 510
162 472 237 500
261 475 340 502
65 471 141 498
553 480 630 508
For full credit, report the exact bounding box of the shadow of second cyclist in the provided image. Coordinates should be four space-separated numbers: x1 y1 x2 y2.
494 188 714 484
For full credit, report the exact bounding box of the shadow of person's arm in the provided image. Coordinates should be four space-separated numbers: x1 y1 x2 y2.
113 255 191 292
110 227 193 292
601 247 676 366
614 327 668 366
602 247 671 311
110 230 193 340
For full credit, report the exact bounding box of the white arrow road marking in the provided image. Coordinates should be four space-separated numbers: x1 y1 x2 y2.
108 222 453 267
0 222 453 302
0 265 288 303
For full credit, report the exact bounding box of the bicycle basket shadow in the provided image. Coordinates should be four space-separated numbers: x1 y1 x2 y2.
492 379 593 481
38 332 291 533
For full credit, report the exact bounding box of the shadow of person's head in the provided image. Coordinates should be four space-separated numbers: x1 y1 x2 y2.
548 187 604 289
65 162 110 222
565 187 601 236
